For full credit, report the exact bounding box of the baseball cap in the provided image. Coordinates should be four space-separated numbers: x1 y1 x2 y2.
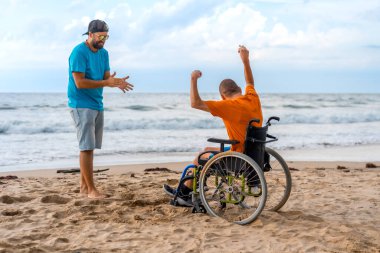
82 20 109 35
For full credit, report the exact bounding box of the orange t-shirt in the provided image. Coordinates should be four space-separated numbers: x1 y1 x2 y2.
205 85 263 152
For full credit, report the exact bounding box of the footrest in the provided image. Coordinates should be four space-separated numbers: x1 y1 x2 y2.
170 198 193 207
169 199 178 206
192 205 207 214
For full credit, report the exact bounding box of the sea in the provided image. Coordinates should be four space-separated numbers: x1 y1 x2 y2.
1 93 380 172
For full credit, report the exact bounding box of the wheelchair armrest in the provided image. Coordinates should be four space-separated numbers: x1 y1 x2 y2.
207 138 239 152
247 134 278 144
207 138 240 145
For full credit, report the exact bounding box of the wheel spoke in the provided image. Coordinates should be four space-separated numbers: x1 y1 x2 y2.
263 147 292 211
199 152 267 225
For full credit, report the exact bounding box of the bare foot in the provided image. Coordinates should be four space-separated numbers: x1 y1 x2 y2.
87 190 106 199
80 186 88 196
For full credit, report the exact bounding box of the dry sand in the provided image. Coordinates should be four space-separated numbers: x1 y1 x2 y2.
0 161 379 253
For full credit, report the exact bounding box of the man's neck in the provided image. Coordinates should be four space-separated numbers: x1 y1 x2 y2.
225 93 243 100
85 39 98 52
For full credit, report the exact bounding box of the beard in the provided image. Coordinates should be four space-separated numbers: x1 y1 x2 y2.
92 40 104 49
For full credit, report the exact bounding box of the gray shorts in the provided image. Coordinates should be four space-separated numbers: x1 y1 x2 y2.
70 108 104 151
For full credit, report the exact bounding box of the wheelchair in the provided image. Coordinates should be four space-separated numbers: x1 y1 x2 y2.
169 116 292 225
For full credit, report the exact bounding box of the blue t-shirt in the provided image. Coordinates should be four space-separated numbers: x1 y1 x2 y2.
67 42 110 111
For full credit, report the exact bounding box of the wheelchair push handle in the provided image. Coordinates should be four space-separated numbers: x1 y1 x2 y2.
266 116 280 126
249 116 280 127
248 118 260 125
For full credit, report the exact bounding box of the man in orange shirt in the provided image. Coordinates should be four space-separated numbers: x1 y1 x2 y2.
163 45 263 206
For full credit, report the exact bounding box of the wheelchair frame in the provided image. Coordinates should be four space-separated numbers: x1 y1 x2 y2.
170 116 292 225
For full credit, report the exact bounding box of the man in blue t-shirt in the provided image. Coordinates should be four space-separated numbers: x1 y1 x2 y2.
68 20 133 199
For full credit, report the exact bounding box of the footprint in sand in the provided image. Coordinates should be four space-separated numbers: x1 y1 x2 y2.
303 214 324 222
54 238 69 244
41 195 70 204
0 195 15 204
2 209 22 216
52 211 70 219
130 199 154 207
172 228 186 233
74 200 86 206
120 192 135 200
166 179 179 185
0 195 34 204
131 198 168 207
26 209 37 214
22 233 50 241
280 210 324 222
280 210 304 220
73 199 112 207
133 214 144 221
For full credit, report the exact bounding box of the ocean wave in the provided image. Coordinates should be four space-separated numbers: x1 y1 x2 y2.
263 136 380 151
99 147 197 155
0 118 224 135
283 104 315 109
0 122 73 135
277 113 380 124
105 118 224 131
0 125 9 134
123 105 159 111
0 106 17 110
0 104 67 111
2 113 380 136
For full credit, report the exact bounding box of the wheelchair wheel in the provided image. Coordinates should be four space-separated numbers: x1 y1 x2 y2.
264 147 292 211
199 152 267 225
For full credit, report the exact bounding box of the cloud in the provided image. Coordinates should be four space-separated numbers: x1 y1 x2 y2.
107 0 380 70
64 19 80 32
110 2 268 68
0 0 379 72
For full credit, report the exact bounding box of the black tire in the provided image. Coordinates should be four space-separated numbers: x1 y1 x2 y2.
264 147 292 211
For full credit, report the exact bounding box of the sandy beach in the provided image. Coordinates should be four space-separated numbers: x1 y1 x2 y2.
0 160 379 253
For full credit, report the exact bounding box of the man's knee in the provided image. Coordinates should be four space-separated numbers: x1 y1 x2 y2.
80 150 93 154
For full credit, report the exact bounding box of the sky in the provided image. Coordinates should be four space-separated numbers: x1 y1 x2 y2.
0 0 379 93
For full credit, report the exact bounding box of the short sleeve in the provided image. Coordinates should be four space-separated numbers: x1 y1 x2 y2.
204 100 222 117
69 48 87 73
104 50 110 72
245 84 257 96
205 100 236 121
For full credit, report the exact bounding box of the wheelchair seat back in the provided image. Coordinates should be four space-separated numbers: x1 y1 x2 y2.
244 123 268 169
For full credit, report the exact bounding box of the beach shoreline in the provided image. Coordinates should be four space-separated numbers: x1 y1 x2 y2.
1 144 380 174
0 160 379 178
1 159 379 252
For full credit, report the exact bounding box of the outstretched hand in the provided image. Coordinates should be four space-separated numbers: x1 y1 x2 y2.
117 75 133 93
238 45 250 63
107 71 134 93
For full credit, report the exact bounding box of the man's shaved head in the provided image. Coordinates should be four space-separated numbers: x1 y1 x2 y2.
219 79 242 98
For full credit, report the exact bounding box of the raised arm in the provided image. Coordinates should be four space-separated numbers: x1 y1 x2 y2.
190 70 209 112
238 45 254 86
